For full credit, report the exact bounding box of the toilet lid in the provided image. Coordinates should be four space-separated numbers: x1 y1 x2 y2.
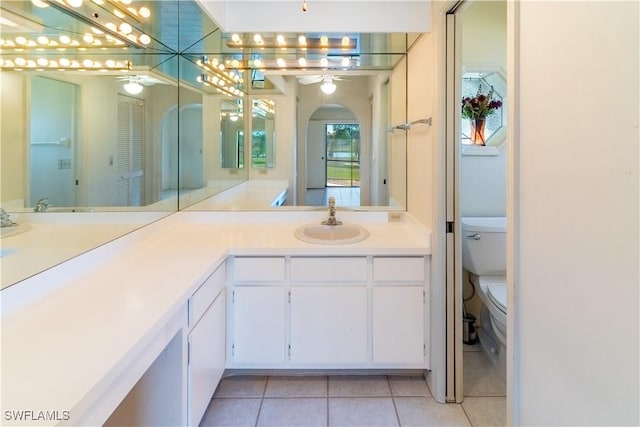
487 283 507 314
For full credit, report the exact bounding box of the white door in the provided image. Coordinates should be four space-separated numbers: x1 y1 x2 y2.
180 104 204 189
232 287 286 364
29 76 78 207
290 286 367 364
372 286 425 365
117 95 145 206
306 121 326 188
188 291 225 427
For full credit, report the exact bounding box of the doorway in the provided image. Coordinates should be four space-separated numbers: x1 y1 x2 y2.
29 76 78 208
445 0 508 415
305 105 362 207
325 123 360 188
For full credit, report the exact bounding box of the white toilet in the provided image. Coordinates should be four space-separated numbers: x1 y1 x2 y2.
461 216 507 376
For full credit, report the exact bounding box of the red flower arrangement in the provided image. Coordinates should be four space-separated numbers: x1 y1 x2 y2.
461 85 503 119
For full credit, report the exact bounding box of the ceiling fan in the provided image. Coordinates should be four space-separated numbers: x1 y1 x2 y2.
117 75 167 95
297 75 346 94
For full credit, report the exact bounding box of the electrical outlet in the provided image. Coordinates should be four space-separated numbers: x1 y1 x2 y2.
259 169 268 175
388 212 402 222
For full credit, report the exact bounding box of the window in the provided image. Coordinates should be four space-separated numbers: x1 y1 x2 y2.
461 71 506 146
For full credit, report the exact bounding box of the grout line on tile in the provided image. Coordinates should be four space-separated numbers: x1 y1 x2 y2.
253 377 269 427
387 376 403 427
459 399 475 427
326 377 330 427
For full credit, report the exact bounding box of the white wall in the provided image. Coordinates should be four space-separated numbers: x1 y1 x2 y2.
406 34 436 227
460 151 506 217
461 1 506 70
511 1 639 425
1 72 27 206
389 58 408 210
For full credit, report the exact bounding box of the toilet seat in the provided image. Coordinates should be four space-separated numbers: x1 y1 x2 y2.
487 283 507 314
473 275 507 347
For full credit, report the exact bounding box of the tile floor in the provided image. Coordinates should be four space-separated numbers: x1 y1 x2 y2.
200 348 506 427
305 187 361 207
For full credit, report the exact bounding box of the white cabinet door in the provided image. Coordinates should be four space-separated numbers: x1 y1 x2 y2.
290 287 367 364
188 290 225 427
232 287 286 364
372 286 425 365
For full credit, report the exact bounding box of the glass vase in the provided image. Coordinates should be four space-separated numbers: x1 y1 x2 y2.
470 118 486 145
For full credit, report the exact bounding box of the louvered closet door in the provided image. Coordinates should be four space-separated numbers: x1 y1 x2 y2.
117 95 144 206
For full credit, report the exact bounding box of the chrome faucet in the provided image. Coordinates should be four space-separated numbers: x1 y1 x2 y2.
0 208 17 227
321 196 342 226
34 198 49 213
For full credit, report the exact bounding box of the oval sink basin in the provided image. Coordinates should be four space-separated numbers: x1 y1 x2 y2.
294 223 369 245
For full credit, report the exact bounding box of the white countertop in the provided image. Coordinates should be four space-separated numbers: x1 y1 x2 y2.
0 212 170 288
185 180 289 210
0 211 430 426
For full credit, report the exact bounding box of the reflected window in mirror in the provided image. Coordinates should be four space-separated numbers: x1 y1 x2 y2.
461 71 506 146
220 98 245 169
251 99 276 169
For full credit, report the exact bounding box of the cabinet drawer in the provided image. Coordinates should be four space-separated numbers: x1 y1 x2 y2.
233 257 285 282
373 257 425 282
290 257 367 282
190 264 225 328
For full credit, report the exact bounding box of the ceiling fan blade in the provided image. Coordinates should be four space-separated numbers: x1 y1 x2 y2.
139 76 166 86
297 75 323 85
115 75 167 86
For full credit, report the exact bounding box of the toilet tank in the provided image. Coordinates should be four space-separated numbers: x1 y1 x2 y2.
461 217 506 276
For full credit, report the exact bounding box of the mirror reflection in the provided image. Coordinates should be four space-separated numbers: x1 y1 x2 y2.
1 0 415 290
3 56 181 213
251 99 276 169
220 98 245 169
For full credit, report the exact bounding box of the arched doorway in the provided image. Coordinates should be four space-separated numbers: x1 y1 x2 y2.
305 104 361 206
161 103 203 201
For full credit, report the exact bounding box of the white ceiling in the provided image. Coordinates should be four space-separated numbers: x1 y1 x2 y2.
196 0 432 33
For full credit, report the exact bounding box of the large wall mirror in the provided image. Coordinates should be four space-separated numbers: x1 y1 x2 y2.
1 0 416 290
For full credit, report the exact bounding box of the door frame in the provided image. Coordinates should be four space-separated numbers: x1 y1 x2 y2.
444 0 467 404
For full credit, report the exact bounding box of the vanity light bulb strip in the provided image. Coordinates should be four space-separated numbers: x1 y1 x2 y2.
0 56 131 71
44 0 151 49
198 56 244 83
46 0 152 22
218 56 358 71
103 0 152 22
0 29 151 50
253 99 275 115
197 74 245 97
196 56 245 96
226 34 357 50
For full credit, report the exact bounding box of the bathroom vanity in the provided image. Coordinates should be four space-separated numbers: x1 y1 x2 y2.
228 255 428 369
1 211 430 426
